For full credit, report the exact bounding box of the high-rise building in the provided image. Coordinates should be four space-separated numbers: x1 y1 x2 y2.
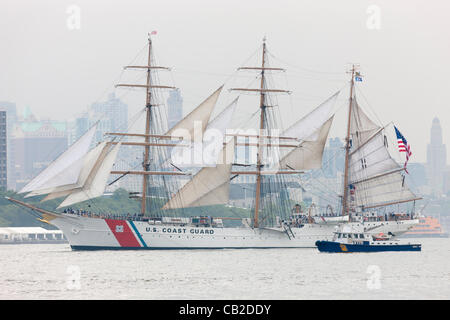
90 93 128 144
0 101 17 190
426 117 447 196
75 114 89 140
0 110 7 190
11 108 67 191
167 89 183 130
67 113 90 146
322 137 344 178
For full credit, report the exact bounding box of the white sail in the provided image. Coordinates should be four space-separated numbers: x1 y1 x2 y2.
162 139 235 209
185 181 230 208
170 96 238 168
274 92 339 170
279 116 334 170
206 97 238 137
282 91 338 141
348 102 418 209
166 86 223 141
26 142 108 198
351 170 418 209
57 142 122 208
349 132 398 182
350 99 380 149
19 124 97 194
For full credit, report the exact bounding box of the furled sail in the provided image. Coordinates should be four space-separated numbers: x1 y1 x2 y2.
166 85 223 141
162 139 235 209
279 116 334 170
348 101 418 209
57 142 122 208
19 124 98 194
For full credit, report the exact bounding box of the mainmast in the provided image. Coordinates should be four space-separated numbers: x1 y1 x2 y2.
342 64 357 219
231 39 291 228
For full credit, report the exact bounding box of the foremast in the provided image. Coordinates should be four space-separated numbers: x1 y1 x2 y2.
142 35 153 215
115 33 176 216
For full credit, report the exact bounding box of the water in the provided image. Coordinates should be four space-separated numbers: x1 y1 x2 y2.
0 238 449 299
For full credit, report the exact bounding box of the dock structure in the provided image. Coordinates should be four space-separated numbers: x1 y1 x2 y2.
0 227 66 244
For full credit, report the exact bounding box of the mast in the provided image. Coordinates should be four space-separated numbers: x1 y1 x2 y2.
342 65 357 219
253 39 267 228
230 39 291 228
115 34 176 216
141 35 153 215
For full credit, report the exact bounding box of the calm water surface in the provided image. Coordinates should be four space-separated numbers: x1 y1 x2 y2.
0 238 449 299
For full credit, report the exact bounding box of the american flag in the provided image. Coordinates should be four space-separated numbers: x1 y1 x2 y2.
394 126 412 172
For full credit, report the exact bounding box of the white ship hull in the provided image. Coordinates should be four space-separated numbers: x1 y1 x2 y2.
48 214 418 250
352 219 419 237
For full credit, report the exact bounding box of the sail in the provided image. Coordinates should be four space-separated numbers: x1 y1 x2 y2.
348 108 418 209
279 116 334 170
350 98 380 149
25 142 108 198
19 124 97 194
57 142 122 208
206 97 238 137
351 169 418 209
350 132 398 181
275 92 338 170
170 97 238 168
166 86 223 141
162 139 235 209
282 91 338 141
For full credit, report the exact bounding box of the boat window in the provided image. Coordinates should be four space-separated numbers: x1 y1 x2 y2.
348 234 352 238
343 234 347 238
354 234 359 238
359 234 364 239
338 234 342 238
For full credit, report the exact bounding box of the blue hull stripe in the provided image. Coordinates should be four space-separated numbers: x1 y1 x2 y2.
128 221 147 248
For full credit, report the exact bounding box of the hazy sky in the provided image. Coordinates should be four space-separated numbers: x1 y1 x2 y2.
1 0 449 162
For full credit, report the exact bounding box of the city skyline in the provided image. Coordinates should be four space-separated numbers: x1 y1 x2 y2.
2 98 448 201
1 1 450 162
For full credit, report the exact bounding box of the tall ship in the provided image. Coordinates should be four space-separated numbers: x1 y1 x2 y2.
7 35 421 250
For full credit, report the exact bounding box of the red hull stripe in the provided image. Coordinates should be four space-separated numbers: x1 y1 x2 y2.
105 219 141 247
